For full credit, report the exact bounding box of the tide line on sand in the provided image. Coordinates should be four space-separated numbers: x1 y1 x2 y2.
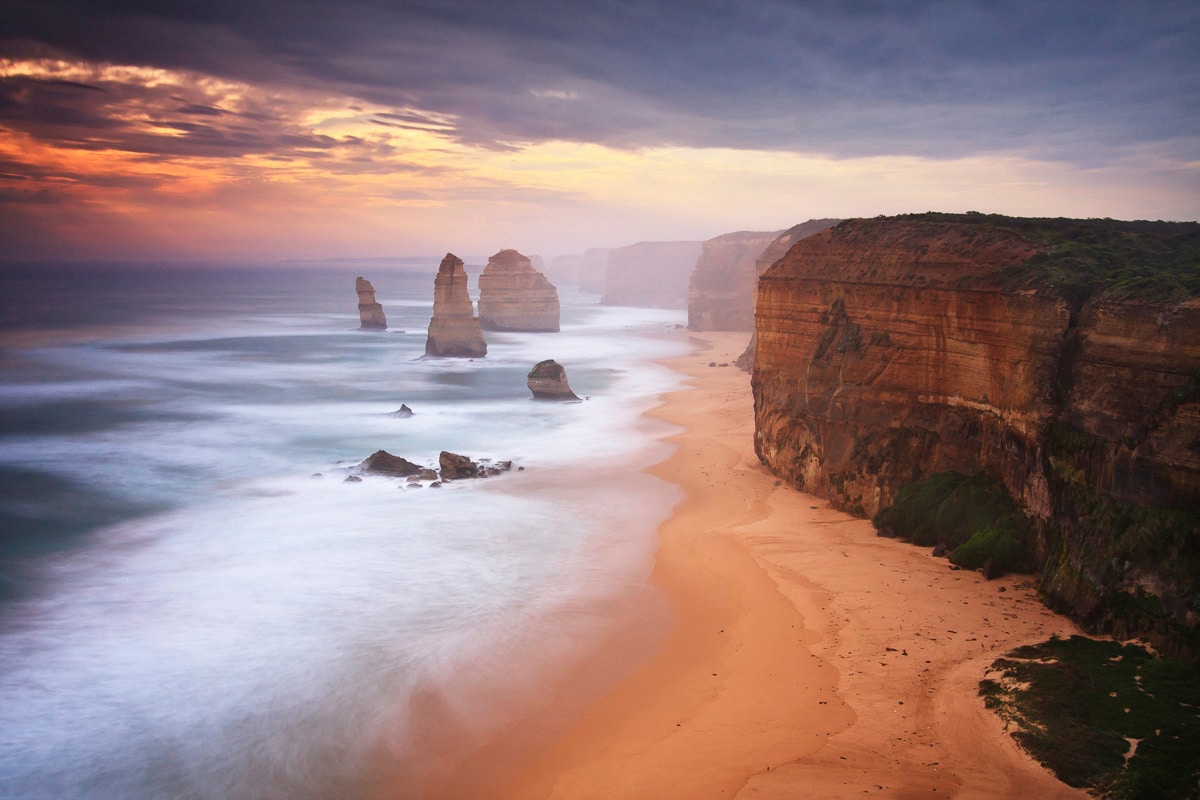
378 330 1091 800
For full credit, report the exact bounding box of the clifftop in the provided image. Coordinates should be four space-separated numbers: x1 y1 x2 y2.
753 213 1200 655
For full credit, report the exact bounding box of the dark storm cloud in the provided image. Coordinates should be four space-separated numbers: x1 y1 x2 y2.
2 0 1197 161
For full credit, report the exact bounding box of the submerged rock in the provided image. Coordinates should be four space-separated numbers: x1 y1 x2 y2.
390 404 414 418
359 450 423 477
526 359 580 400
425 253 487 358
355 277 388 330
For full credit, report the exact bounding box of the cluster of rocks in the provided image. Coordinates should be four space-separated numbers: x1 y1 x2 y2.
345 448 515 487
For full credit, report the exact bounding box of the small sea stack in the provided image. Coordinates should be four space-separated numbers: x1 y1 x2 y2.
355 277 388 330
477 249 560 332
425 253 488 358
527 359 580 400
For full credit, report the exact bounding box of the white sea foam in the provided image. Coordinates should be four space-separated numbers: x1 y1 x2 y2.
0 280 689 799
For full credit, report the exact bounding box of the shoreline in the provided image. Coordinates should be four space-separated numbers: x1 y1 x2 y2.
490 330 1090 799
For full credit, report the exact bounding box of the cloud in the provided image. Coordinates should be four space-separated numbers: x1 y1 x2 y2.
1 0 1196 162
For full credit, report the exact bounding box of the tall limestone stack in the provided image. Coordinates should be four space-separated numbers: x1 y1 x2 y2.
424 253 487 357
355 277 388 330
751 213 1200 653
477 249 561 332
602 241 703 308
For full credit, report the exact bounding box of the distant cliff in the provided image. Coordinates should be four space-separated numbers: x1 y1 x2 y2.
689 220 840 332
579 248 610 295
752 214 1200 654
477 249 560 332
602 241 703 308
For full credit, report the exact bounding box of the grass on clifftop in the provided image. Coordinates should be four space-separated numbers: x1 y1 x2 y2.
885 212 1200 302
980 635 1200 798
872 470 1031 572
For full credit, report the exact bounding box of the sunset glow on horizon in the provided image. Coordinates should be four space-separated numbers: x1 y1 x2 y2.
2 1 1197 263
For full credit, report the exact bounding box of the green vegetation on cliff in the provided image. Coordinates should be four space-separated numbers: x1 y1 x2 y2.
980 635 1200 799
872 471 1031 573
891 212 1200 301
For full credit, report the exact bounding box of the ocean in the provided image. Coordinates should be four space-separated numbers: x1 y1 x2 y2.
0 264 688 799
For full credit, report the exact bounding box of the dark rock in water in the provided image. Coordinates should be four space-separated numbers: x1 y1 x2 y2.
344 475 363 483
982 558 1003 580
527 359 580 400
439 450 478 480
932 543 947 557
390 404 414 418
429 481 443 488
356 277 388 330
439 451 515 480
311 473 324 478
359 450 422 477
417 468 438 481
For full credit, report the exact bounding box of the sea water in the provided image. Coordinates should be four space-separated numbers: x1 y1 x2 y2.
0 264 688 799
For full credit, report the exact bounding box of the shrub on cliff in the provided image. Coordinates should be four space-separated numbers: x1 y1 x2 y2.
873 470 1032 573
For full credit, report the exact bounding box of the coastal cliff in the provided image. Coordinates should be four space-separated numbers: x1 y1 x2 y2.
752 214 1200 654
689 219 840 332
425 253 487 358
687 230 780 331
477 249 560 332
602 241 703 308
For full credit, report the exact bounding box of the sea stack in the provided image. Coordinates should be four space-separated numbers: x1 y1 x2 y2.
355 277 388 330
527 359 580 400
425 253 487 358
477 249 560 332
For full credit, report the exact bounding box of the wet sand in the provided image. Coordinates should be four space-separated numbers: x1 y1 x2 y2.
494 331 1089 799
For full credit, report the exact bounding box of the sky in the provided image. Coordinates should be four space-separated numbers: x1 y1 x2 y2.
1 0 1197 263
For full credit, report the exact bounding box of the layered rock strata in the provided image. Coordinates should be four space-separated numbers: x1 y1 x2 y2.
527 359 580 400
425 253 487 358
602 241 703 308
355 277 388 330
752 215 1200 654
734 219 842 368
477 249 560 332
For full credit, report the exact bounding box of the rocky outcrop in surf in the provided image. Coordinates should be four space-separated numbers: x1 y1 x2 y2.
355 277 388 330
425 253 487 358
527 359 580 400
439 451 513 480
477 249 561 332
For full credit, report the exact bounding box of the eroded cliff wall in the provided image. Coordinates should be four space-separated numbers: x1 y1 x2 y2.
602 241 703 308
689 219 841 333
752 215 1200 653
687 230 780 331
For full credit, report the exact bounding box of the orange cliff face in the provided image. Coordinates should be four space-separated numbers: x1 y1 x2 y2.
751 216 1200 653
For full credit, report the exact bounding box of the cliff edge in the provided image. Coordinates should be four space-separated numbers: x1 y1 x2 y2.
752 213 1200 654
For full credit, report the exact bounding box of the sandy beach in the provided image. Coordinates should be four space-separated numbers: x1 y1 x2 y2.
485 330 1090 799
